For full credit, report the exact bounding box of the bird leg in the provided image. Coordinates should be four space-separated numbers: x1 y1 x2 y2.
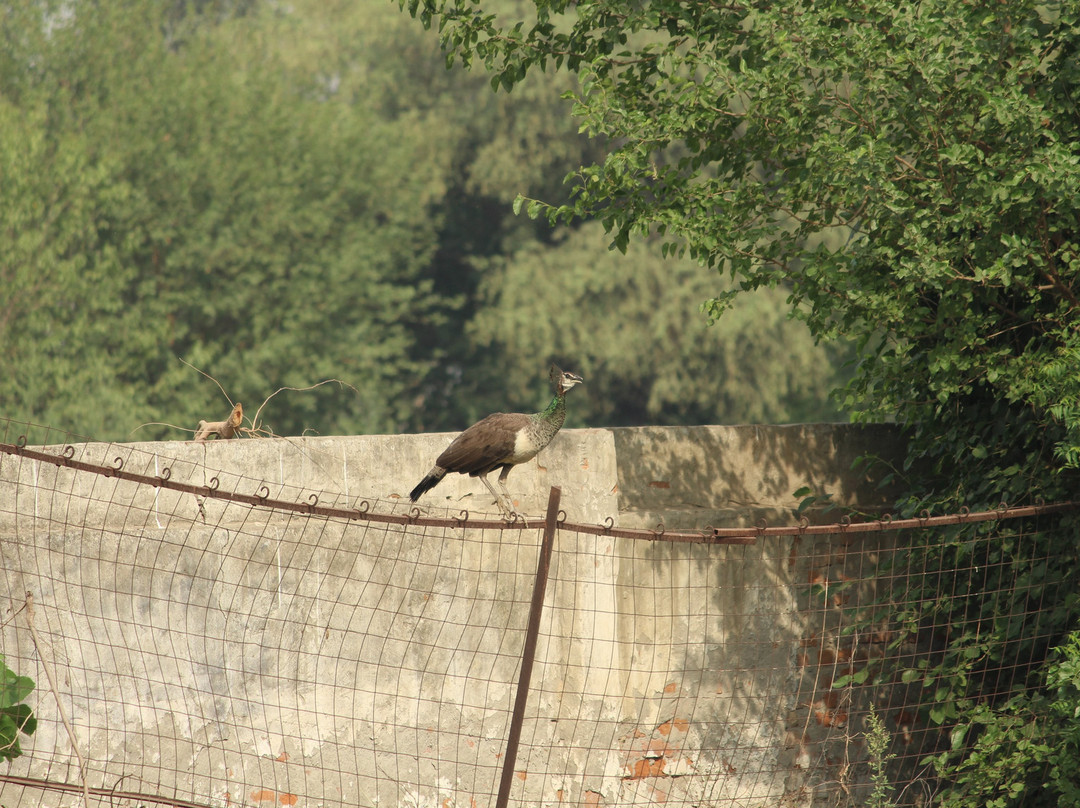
497 467 528 526
480 473 516 519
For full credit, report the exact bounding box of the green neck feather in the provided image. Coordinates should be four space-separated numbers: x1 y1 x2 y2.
539 390 565 420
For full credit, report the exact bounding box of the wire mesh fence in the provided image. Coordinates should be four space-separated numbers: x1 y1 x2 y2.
0 419 1076 807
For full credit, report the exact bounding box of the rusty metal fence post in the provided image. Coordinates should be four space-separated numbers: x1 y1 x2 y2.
495 486 561 808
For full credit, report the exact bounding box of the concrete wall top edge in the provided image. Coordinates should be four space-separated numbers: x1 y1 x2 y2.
3 423 904 530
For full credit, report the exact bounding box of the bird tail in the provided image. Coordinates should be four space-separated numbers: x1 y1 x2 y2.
409 467 446 502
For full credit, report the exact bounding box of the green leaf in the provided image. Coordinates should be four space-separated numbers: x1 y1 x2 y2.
0 714 22 762
0 668 33 710
833 668 870 688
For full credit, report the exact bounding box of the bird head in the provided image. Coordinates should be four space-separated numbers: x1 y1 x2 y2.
550 364 584 393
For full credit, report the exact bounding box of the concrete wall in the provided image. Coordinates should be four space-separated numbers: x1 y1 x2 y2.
0 424 905 808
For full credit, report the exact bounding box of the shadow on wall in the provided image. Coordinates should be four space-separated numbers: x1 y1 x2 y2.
608 424 907 530
593 425 913 805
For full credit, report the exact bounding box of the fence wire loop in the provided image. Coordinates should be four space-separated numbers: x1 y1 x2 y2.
61 445 75 462
307 494 319 512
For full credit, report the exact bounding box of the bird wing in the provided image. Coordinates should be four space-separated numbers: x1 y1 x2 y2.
436 412 531 475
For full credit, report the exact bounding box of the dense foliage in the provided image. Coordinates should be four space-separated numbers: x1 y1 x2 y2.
0 0 845 440
1 1 448 437
471 221 850 425
412 0 1080 486
0 654 36 763
403 0 1080 803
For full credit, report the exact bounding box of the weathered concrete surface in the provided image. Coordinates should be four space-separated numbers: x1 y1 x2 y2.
0 424 904 808
611 423 904 529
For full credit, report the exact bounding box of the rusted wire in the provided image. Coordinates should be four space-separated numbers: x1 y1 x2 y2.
1 441 1076 543
0 774 210 808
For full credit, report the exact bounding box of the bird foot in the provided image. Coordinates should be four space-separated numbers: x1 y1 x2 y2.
503 509 529 528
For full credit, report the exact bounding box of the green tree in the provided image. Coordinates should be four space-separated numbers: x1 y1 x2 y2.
403 0 1080 803
0 0 843 438
0 0 452 438
469 221 851 426
306 0 614 431
407 0 1079 490
323 0 847 431
0 93 146 439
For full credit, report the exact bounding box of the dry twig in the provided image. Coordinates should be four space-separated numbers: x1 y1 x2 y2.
132 358 362 440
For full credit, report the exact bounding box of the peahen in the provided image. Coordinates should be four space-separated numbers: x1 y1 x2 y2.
409 365 584 516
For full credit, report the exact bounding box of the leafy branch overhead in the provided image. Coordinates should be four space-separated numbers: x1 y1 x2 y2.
411 0 1080 497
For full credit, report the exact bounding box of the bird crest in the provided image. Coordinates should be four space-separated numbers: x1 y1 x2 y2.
550 364 583 394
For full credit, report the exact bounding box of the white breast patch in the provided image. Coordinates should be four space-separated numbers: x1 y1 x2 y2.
507 430 540 464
